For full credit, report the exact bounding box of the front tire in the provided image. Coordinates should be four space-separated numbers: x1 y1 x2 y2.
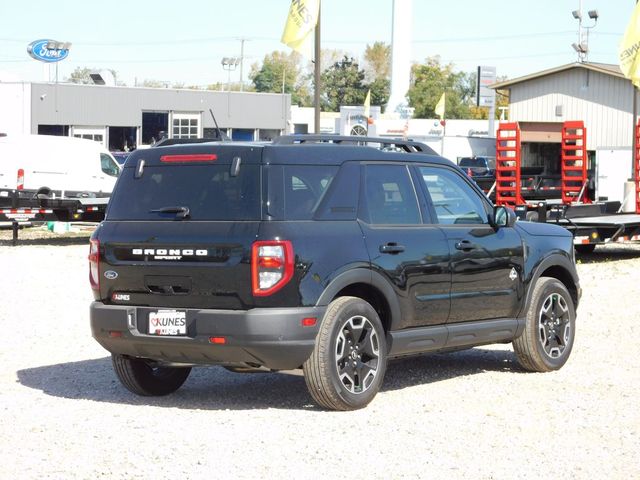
303 296 387 411
513 277 576 372
112 354 191 396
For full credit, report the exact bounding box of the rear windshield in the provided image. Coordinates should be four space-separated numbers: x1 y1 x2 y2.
459 158 485 167
107 164 260 221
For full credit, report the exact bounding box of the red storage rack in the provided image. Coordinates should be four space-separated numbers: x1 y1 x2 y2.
561 121 590 204
495 122 523 207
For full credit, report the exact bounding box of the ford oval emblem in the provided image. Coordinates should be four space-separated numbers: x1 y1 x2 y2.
27 39 70 63
104 270 118 280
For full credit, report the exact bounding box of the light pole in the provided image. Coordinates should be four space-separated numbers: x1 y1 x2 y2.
221 57 240 92
571 3 598 62
45 41 72 83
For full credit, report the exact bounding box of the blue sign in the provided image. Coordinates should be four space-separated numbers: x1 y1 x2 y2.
27 39 70 63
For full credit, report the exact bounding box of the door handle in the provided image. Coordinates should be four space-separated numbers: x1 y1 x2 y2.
379 243 405 254
455 240 479 251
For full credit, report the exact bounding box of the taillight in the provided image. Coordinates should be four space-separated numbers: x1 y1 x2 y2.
251 240 294 296
89 239 100 291
17 169 24 190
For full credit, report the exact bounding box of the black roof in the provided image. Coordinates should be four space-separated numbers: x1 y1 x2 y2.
123 135 453 168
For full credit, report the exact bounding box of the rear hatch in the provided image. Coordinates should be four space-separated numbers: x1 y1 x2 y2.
96 144 263 309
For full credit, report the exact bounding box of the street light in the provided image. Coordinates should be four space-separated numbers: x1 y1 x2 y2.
571 3 598 62
221 57 240 92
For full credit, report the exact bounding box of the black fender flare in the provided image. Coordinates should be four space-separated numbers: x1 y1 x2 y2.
520 253 580 318
316 268 402 330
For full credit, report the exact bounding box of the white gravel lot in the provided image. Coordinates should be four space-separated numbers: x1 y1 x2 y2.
0 232 639 479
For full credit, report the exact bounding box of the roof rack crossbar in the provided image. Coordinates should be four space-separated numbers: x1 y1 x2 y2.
273 134 436 155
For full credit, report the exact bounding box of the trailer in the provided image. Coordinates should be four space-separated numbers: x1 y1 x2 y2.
0 188 108 245
495 121 640 251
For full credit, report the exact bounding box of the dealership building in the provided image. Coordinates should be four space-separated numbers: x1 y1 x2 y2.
0 82 291 150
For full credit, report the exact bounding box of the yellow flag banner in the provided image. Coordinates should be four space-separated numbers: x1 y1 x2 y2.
620 2 640 88
363 89 371 118
281 0 320 58
434 92 446 119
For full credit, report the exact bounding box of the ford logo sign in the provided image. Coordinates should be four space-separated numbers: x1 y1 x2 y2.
104 270 118 280
27 39 70 63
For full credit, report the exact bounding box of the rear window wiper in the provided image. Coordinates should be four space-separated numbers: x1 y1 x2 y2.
149 206 190 219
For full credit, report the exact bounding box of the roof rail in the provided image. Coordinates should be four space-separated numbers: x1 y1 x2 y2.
273 134 436 155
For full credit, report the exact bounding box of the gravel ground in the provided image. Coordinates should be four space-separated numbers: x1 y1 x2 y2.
0 229 639 479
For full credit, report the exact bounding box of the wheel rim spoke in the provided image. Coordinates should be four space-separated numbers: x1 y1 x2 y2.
537 293 570 359
335 315 380 394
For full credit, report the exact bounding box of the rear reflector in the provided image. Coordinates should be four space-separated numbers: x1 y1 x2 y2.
108 331 123 338
209 337 226 344
160 154 217 163
301 317 317 327
17 168 24 190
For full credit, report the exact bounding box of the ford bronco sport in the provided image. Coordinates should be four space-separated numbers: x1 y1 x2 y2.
90 135 580 410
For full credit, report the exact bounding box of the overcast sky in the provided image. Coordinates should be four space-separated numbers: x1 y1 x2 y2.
0 0 634 87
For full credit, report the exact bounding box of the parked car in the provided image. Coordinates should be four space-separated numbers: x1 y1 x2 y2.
89 135 580 410
0 134 120 198
458 156 494 177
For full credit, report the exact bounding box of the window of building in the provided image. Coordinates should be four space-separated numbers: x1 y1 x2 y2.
172 113 200 139
142 111 169 145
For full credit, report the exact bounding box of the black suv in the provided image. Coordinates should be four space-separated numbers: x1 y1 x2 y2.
90 135 580 411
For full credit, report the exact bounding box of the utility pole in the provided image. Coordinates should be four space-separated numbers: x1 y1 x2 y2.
314 7 321 134
239 38 246 92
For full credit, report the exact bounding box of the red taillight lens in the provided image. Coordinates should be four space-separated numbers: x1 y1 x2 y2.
17 169 24 190
89 239 100 291
251 240 294 296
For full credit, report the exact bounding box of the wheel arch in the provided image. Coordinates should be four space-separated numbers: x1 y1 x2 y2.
316 269 401 333
523 254 580 316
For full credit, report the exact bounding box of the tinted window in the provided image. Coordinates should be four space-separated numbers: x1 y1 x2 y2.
100 153 120 177
361 165 420 225
107 164 260 221
419 166 488 225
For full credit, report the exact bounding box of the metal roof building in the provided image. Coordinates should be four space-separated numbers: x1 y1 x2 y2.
0 82 291 151
492 62 633 151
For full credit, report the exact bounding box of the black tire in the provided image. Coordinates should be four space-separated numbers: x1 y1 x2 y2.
575 244 596 255
513 277 576 372
303 296 387 411
111 354 191 396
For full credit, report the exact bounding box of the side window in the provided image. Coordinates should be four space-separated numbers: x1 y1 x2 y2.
362 165 420 225
284 165 338 220
100 153 120 177
418 166 488 225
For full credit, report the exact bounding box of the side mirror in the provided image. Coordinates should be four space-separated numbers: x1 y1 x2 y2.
492 205 517 228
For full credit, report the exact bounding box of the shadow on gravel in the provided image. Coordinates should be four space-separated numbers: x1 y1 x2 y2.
16 348 520 411
0 236 90 247
576 245 640 264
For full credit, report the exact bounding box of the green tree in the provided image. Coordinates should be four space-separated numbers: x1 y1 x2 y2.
321 56 367 112
250 51 310 106
407 56 471 119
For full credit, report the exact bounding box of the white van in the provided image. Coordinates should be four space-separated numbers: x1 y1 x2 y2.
0 134 120 198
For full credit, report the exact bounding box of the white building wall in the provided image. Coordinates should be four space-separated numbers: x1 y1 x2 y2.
0 83 31 135
509 69 633 150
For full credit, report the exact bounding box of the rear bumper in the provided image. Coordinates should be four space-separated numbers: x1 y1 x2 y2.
90 302 325 370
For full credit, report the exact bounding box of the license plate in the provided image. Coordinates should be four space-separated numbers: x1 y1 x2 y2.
148 310 186 336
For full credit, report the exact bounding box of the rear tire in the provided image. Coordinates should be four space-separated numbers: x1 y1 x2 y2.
513 277 576 372
112 354 191 396
303 296 387 411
